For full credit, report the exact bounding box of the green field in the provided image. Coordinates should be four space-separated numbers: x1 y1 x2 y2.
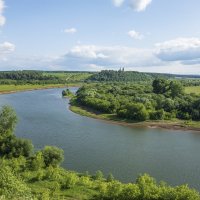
0 84 69 93
185 86 200 94
43 72 93 82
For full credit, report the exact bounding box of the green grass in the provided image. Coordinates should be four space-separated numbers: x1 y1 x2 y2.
0 84 81 94
43 72 93 82
185 86 200 94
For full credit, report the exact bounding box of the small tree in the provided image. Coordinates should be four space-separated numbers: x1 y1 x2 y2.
152 79 169 94
95 170 104 180
107 173 114 182
41 146 64 167
0 106 17 137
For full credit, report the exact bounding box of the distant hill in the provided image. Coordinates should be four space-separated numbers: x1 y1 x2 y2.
86 70 175 82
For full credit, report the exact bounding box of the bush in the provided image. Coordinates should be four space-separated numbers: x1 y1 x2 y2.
0 165 32 199
149 109 165 120
61 172 78 189
94 170 104 180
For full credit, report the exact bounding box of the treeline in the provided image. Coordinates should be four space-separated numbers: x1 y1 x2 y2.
0 106 200 199
86 70 175 82
1 70 200 87
74 79 200 121
0 71 59 85
0 71 54 81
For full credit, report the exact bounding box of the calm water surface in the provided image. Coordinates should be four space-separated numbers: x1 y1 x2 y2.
0 88 200 190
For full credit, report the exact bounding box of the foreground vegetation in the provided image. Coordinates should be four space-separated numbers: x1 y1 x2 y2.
0 106 200 199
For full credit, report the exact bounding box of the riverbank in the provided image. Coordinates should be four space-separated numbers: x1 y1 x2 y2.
0 84 81 95
70 104 200 132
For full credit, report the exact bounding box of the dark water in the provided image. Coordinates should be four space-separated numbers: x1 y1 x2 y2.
0 88 200 190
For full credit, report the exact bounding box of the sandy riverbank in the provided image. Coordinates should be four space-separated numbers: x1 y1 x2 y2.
70 105 200 132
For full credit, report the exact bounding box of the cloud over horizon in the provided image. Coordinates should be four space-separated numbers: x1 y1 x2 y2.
54 44 161 71
0 42 15 58
1 38 200 74
155 37 200 65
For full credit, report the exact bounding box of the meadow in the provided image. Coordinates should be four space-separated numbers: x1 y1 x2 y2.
185 86 200 94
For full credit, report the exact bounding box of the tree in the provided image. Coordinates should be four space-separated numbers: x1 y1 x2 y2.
41 146 64 167
122 103 149 121
0 106 17 137
0 106 33 158
0 136 33 158
29 151 45 171
149 109 165 120
169 81 184 98
152 78 169 94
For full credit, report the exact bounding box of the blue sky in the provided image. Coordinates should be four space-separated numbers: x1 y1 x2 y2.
0 0 200 74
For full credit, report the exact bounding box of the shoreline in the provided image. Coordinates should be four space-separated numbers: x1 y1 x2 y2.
70 104 200 132
0 84 80 95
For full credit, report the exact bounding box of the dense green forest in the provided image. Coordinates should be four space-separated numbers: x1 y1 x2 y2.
0 106 200 200
73 79 200 122
86 70 175 82
86 70 200 87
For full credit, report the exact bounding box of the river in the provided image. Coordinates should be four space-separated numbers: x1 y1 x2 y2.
0 88 200 190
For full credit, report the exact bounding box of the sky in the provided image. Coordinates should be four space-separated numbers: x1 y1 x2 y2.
0 0 200 74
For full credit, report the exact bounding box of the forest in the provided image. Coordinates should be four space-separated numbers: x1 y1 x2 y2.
73 78 200 122
0 106 200 200
86 69 175 83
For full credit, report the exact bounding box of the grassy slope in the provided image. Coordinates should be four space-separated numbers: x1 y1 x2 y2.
43 72 93 82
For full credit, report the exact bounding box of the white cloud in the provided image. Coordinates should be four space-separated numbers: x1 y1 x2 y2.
0 0 6 26
54 44 161 71
130 0 152 12
112 0 125 7
0 42 15 64
64 28 77 34
2 38 200 74
128 30 144 40
0 42 15 54
155 37 200 63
